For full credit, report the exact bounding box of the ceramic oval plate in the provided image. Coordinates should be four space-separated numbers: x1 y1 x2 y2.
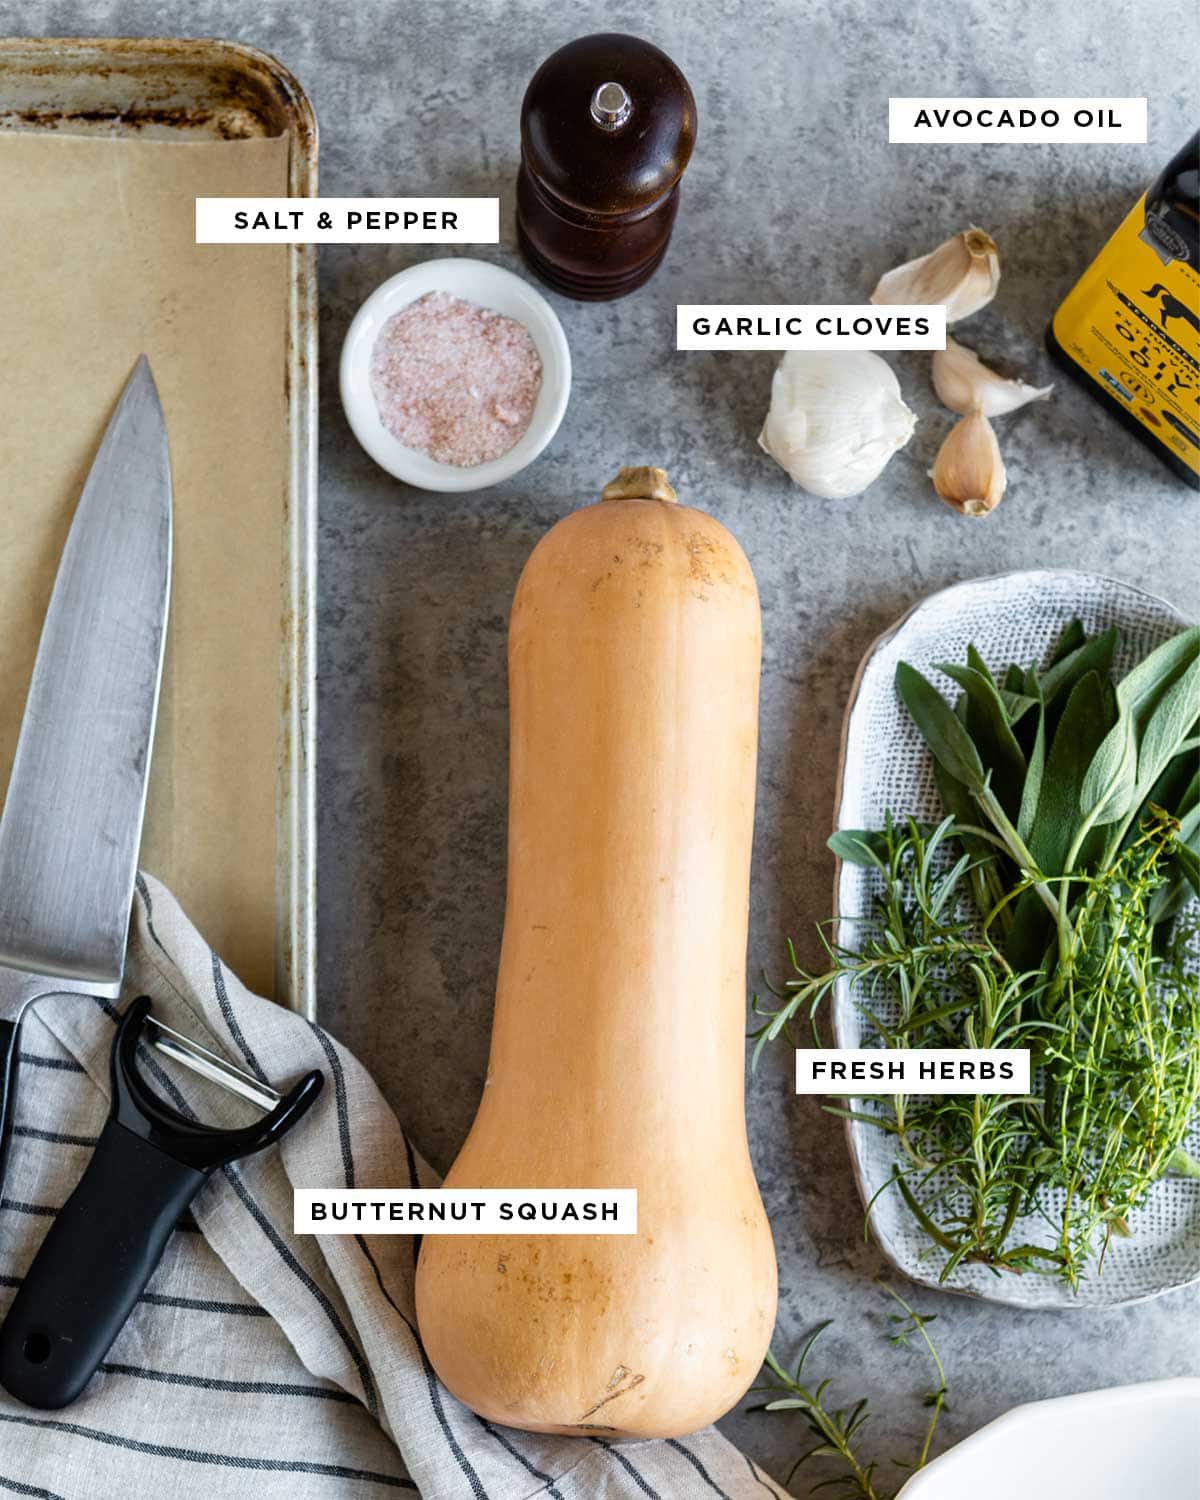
832 570 1198 1309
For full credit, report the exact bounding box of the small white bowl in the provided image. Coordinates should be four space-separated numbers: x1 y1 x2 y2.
339 257 571 492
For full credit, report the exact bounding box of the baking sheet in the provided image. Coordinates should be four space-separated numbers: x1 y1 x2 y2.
0 40 316 1011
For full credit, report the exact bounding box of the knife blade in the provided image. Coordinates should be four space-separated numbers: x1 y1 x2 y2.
0 356 171 1192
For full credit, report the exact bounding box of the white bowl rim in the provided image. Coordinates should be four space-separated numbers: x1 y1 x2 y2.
339 255 571 493
896 1377 1200 1495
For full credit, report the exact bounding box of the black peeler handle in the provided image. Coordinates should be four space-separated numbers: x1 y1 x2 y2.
0 997 321 1410
0 1116 204 1408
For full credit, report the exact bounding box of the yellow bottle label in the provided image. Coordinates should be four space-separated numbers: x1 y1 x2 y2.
1051 194 1200 478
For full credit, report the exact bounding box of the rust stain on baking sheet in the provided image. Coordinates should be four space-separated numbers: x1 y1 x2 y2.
0 37 315 142
9 105 255 136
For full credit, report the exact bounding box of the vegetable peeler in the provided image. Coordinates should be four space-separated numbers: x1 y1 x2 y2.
0 996 322 1409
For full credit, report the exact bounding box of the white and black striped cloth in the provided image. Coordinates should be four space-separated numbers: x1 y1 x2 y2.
0 875 791 1499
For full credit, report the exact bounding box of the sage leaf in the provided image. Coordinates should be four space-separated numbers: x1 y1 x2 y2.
1147 756 1199 816
1129 656 1200 809
1038 626 1118 719
1079 715 1138 828
1177 842 1200 901
937 662 1027 818
1008 674 1114 968
1131 756 1200 855
1048 617 1086 666
1116 626 1200 716
828 829 890 869
999 687 1040 726
966 643 997 687
931 759 983 841
1089 627 1200 845
933 758 1008 922
896 662 986 793
1005 888 1053 970
1179 772 1200 830
1018 692 1046 843
1031 672 1115 876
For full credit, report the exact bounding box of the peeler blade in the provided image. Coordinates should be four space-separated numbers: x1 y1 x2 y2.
146 1016 282 1113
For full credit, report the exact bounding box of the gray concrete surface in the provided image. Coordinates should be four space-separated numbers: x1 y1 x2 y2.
9 0 1200 1492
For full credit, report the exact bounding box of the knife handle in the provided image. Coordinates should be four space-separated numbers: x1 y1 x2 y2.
0 1019 20 1199
0 1115 205 1409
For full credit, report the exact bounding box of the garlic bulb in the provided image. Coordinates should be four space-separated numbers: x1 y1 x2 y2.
758 350 916 499
934 337 1053 417
871 228 1000 324
930 409 1006 516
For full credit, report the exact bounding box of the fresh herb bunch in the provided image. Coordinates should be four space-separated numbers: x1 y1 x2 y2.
756 1283 947 1499
755 621 1200 1287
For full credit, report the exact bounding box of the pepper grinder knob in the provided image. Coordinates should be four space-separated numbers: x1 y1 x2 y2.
590 81 632 131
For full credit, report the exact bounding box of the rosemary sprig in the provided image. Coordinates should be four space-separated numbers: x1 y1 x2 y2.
756 1284 947 1499
760 1330 880 1498
755 814 1200 1284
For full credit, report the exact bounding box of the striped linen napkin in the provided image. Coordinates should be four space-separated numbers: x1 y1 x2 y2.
0 873 791 1500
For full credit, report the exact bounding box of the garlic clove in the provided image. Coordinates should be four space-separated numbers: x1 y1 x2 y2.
930 408 1006 516
758 350 917 499
933 337 1054 418
871 228 1000 324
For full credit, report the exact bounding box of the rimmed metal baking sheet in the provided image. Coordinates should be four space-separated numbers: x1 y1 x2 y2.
0 37 318 1017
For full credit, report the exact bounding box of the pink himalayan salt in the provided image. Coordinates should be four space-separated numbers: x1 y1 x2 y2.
369 290 543 467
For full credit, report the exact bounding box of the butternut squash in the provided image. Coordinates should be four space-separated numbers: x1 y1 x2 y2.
415 467 776 1440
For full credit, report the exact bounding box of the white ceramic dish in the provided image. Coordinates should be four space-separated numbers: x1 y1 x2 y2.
897 1378 1200 1498
339 256 571 492
832 570 1198 1308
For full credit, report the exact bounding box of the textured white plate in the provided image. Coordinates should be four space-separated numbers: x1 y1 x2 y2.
897 1378 1200 1498
832 570 1199 1308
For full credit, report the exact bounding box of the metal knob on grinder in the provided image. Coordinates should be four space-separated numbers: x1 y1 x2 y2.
517 32 697 301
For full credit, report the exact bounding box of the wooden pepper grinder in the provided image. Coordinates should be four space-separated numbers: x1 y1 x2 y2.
517 33 697 301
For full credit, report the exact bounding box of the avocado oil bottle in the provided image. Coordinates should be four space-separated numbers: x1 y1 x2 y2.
1048 131 1199 488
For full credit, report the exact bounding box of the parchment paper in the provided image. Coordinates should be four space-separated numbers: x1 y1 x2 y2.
0 131 290 997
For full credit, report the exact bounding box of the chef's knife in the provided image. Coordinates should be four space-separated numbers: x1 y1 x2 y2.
0 356 171 1195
